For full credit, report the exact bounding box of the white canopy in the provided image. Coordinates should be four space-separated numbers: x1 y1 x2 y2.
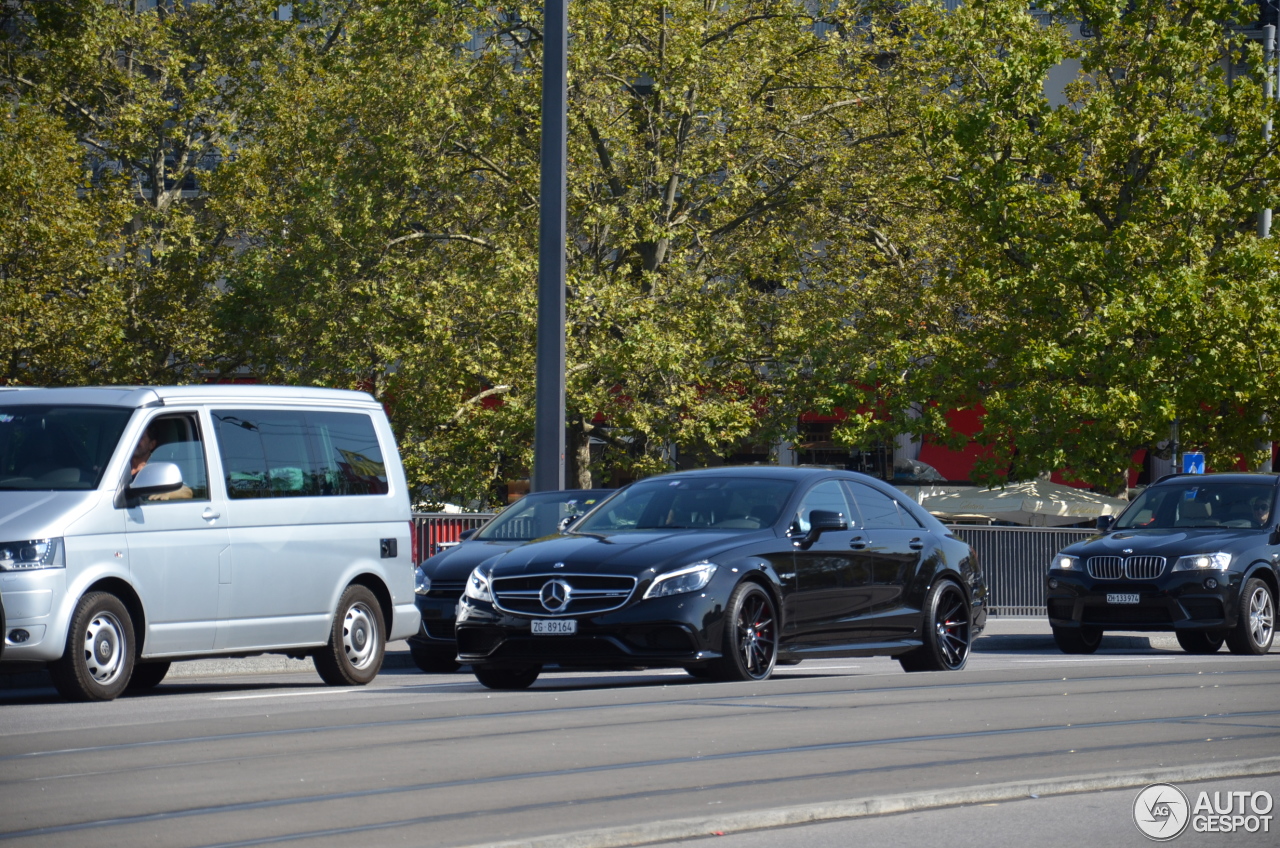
899 479 1130 527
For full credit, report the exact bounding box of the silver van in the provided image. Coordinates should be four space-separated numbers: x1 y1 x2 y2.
0 385 420 701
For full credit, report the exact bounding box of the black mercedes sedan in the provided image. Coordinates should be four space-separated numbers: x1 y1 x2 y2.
1046 473 1279 655
455 466 987 689
409 489 612 672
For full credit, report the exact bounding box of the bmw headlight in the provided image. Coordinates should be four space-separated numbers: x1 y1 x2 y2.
0 538 64 572
644 562 717 599
464 566 493 602
1049 554 1078 572
1172 552 1232 571
414 566 432 596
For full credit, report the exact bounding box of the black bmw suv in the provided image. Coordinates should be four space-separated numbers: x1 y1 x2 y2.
1046 473 1278 655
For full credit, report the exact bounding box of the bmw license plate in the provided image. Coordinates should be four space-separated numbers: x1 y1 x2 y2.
1106 593 1140 604
531 619 577 635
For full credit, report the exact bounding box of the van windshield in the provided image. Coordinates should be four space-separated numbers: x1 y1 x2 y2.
0 406 133 491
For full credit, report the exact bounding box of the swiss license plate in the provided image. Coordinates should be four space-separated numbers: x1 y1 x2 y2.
531 618 577 635
1106 593 1140 605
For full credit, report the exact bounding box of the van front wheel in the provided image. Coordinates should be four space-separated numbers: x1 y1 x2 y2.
314 585 385 685
49 592 136 702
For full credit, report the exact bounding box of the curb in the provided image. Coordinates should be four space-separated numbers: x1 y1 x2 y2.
0 647 418 691
456 757 1280 848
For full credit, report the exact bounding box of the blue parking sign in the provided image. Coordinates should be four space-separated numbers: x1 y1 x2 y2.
1181 452 1205 474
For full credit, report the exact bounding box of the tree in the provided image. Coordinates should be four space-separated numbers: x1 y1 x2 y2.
0 0 292 382
828 0 1280 489
0 105 129 384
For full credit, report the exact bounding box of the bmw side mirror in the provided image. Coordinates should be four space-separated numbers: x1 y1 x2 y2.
795 509 848 549
125 461 184 502
1096 515 1115 532
558 514 581 532
458 528 477 541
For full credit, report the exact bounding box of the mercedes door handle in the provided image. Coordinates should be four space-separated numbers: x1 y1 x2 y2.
908 538 924 550
850 536 868 550
202 508 221 521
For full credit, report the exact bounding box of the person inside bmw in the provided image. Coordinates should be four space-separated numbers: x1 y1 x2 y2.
1251 498 1271 528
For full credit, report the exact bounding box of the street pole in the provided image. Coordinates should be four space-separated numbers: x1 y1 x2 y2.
532 0 568 492
1260 24 1275 238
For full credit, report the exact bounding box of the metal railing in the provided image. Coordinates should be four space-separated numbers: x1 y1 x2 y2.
948 526 1095 616
411 514 1093 616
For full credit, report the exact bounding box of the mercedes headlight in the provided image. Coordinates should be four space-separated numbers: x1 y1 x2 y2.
0 538 64 572
414 566 432 596
644 562 717 599
463 566 493 602
1172 552 1232 571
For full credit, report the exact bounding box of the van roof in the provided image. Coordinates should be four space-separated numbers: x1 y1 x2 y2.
0 385 382 409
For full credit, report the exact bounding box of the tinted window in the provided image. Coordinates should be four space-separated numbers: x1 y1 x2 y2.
213 409 387 499
848 483 909 528
793 480 856 532
0 405 132 490
478 492 610 541
576 477 795 532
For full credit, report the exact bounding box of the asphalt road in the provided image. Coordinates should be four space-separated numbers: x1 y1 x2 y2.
1 645 1278 848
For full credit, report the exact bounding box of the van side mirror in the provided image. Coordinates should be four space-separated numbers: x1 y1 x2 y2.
1096 514 1115 532
794 509 848 549
1270 527 1280 547
125 461 184 502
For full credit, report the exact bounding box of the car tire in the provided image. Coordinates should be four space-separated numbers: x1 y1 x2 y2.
1052 624 1103 654
899 580 972 672
1175 630 1225 654
49 592 136 702
314 585 385 686
709 582 778 682
473 664 541 690
1225 578 1275 655
127 661 172 691
410 645 461 674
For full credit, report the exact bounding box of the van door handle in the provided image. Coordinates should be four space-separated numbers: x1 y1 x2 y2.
202 508 221 521
850 536 868 550
908 538 924 550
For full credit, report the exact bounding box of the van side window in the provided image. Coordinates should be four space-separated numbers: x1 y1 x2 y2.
139 414 209 501
212 410 387 499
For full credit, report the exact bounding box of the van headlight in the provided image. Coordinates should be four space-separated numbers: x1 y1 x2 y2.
464 566 493 602
644 562 717 599
414 566 432 596
1172 552 1232 571
0 538 64 571
1049 554 1078 572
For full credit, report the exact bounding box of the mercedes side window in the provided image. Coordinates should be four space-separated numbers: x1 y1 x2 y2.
792 480 857 534
847 482 916 529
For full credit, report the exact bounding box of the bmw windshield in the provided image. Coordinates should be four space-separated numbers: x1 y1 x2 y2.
573 476 796 533
475 491 609 541
1114 480 1276 530
0 406 133 491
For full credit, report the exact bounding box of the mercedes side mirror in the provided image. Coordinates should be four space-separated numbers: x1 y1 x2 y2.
125 461 184 502
794 509 848 549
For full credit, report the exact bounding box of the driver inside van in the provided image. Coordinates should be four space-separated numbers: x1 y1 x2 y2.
130 426 193 501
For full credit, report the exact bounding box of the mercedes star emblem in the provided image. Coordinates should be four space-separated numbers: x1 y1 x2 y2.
540 578 573 613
